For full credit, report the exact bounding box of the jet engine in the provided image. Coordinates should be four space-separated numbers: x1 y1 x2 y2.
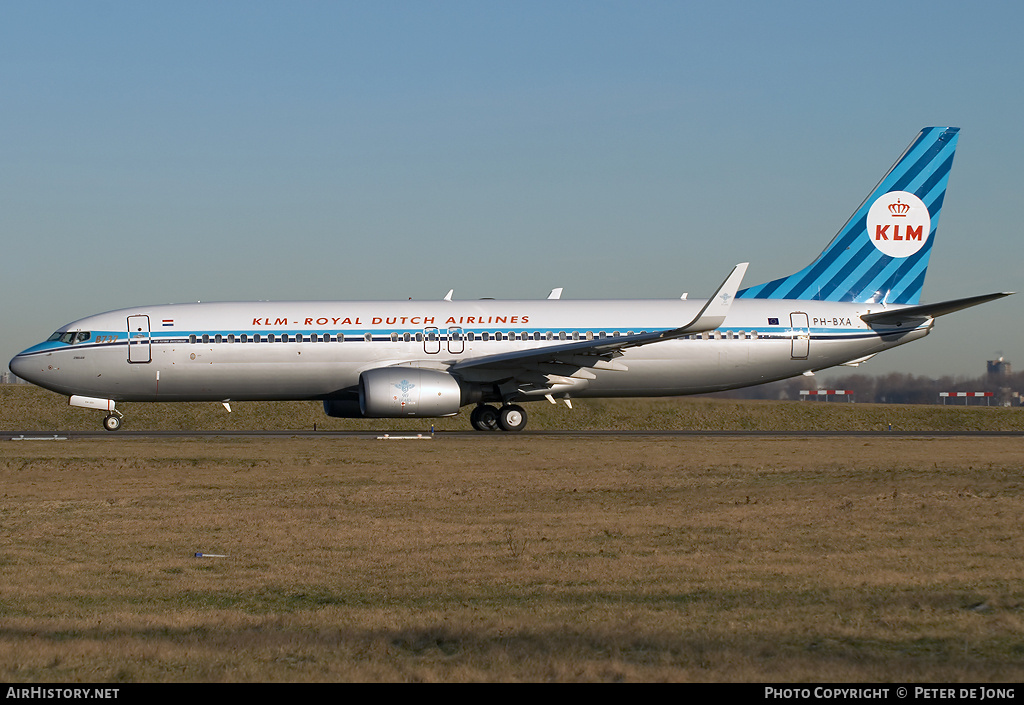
360 367 463 417
323 367 464 418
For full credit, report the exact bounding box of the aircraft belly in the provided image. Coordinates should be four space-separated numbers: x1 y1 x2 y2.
152 363 357 400
579 336 890 396
149 345 362 401
41 344 364 402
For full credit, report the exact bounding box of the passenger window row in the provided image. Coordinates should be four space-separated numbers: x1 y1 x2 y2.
176 329 762 344
180 330 656 344
685 331 759 340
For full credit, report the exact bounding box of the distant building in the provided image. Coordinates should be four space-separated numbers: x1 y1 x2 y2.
987 357 1012 376
983 357 1016 406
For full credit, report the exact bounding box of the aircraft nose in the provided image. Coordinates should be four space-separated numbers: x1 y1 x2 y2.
9 352 39 385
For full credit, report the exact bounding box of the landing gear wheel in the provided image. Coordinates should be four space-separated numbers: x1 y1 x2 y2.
498 404 527 433
471 405 499 431
102 414 122 432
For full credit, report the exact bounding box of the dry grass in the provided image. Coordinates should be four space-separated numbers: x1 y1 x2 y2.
2 384 1023 433
1 433 1022 682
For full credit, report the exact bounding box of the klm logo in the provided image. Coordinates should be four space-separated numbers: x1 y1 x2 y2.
865 191 931 259
874 224 924 241
393 378 416 408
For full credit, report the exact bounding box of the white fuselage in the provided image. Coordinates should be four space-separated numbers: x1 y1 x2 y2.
10 297 928 403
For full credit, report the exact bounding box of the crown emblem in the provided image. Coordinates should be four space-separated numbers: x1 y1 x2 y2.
887 198 910 217
394 379 415 394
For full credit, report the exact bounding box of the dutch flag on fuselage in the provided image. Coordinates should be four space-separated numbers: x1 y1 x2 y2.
738 127 959 305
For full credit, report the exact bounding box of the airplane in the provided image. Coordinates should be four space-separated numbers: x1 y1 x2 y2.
8 127 1012 433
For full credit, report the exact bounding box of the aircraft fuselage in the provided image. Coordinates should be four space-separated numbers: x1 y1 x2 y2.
10 297 927 404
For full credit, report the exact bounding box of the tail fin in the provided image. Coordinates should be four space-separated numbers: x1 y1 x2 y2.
738 126 959 304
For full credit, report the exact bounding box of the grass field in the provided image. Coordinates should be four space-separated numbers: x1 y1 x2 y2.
1 415 1023 680
2 384 1023 433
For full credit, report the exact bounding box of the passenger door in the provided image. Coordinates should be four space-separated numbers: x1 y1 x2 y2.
790 312 810 360
127 315 152 363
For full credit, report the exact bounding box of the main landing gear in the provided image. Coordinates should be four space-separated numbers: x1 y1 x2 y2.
470 404 527 433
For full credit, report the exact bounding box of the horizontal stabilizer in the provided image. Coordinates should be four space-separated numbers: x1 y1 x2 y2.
861 292 1013 326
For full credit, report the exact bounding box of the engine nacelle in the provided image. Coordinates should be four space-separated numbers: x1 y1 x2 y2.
359 367 463 417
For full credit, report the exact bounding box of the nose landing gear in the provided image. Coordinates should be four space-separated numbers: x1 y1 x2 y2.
69 395 125 432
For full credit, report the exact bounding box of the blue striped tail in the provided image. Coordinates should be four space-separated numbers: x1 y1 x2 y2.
738 127 959 304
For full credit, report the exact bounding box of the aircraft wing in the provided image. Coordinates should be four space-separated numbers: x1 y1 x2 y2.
861 292 1013 326
449 263 748 375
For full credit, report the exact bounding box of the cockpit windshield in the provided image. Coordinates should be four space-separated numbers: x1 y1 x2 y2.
46 331 91 345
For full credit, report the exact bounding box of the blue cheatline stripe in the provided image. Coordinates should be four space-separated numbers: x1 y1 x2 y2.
738 127 958 303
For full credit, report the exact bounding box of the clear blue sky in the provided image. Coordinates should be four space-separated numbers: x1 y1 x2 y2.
2 1 1020 379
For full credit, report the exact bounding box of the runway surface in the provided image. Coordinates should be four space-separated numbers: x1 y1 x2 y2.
4 429 1024 440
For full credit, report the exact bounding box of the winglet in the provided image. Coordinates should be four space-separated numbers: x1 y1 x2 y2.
449 262 749 373
665 262 748 337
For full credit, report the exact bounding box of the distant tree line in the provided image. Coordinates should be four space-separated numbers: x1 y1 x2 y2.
708 370 1024 405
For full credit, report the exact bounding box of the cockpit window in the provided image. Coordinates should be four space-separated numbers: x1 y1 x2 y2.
47 331 91 345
